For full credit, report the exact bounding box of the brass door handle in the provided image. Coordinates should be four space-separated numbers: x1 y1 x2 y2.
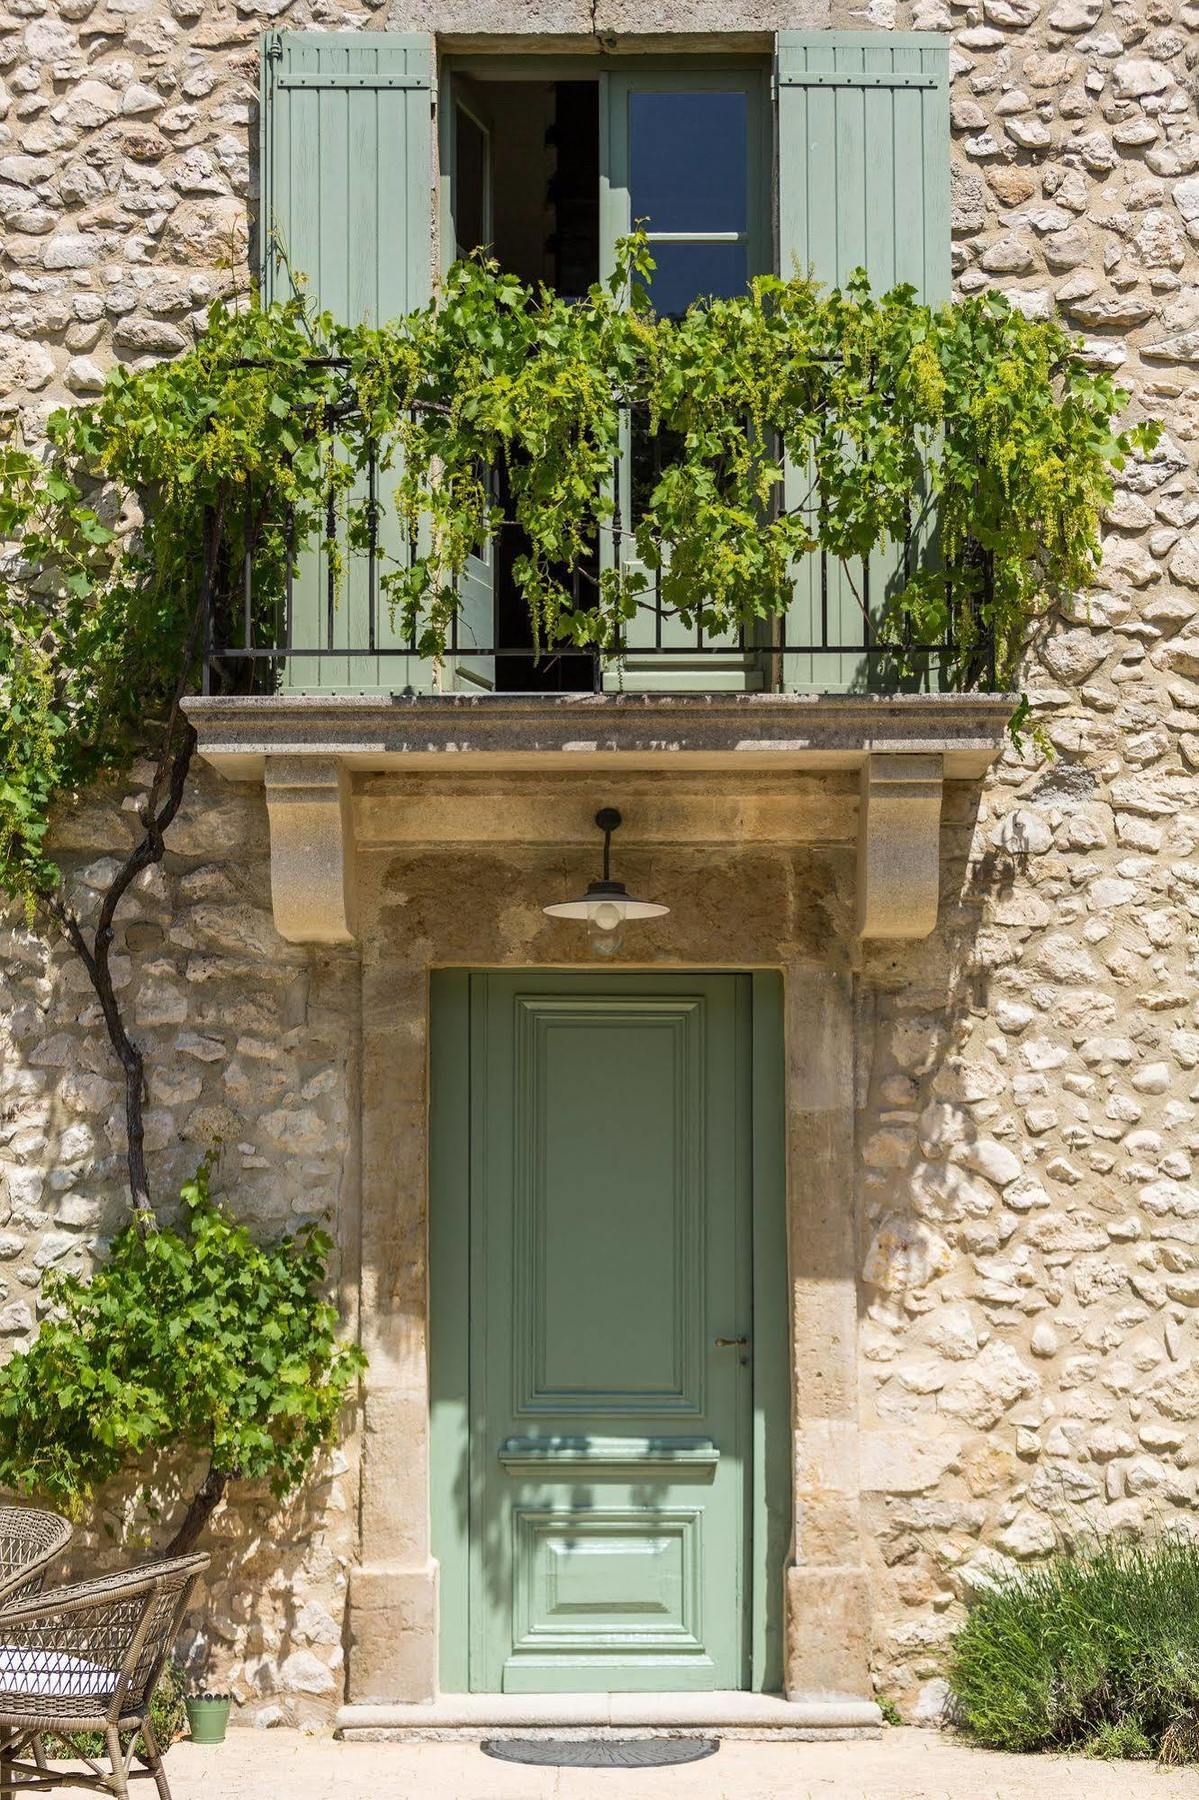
714 1336 749 1348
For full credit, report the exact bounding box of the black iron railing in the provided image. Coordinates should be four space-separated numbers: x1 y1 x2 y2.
199 394 997 698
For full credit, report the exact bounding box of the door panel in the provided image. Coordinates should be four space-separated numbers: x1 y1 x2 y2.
509 1505 706 1679
512 994 703 1412
469 973 751 1693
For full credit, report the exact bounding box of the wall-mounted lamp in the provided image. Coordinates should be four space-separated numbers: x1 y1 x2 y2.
543 808 669 954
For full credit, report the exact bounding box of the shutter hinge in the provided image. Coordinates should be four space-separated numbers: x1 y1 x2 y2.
265 31 283 61
777 70 939 88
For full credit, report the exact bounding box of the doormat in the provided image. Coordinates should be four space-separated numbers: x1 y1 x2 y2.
481 1737 719 1768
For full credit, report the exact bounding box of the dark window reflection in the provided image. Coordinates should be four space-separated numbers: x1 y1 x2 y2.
639 240 747 318
551 82 599 298
631 408 685 523
629 91 748 235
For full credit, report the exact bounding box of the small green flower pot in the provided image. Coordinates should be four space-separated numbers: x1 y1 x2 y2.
185 1696 231 1745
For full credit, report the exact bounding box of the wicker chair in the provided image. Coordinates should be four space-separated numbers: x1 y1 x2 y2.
0 1512 72 1611
0 1553 209 1800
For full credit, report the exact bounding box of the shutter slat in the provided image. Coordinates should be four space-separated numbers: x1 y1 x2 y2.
776 31 949 694
261 31 434 694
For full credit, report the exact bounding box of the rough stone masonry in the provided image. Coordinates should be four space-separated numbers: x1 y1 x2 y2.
2 0 1199 1728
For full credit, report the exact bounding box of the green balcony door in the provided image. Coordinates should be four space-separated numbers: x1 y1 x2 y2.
433 972 755 1693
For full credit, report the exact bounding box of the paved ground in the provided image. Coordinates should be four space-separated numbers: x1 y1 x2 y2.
161 1727 1199 1799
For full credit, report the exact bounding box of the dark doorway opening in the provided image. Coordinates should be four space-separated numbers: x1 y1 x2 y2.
454 79 601 691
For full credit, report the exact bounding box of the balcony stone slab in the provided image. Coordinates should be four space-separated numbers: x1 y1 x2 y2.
184 691 1014 946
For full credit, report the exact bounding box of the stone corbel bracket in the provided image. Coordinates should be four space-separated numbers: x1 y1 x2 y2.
855 753 944 941
182 697 1002 948
263 755 357 945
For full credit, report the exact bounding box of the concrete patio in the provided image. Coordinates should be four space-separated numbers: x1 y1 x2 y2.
162 1727 1198 1799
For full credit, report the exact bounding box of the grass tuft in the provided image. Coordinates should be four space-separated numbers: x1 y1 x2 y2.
947 1534 1199 1762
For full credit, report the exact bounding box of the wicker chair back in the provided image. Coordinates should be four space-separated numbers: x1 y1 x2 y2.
0 1509 72 1610
0 1553 209 1729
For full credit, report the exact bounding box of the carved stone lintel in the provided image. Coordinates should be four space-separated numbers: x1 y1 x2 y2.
263 756 357 945
855 753 944 941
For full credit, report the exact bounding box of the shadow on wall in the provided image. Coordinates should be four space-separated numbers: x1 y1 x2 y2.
66 1447 346 1720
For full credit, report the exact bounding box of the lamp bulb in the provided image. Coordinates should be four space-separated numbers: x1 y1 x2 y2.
592 900 623 932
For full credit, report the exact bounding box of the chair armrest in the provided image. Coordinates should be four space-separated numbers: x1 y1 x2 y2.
0 1555 209 1627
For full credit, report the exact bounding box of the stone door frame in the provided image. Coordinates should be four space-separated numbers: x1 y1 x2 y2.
347 956 870 1710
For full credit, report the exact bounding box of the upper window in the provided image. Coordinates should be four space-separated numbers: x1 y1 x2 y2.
628 88 749 316
259 32 950 698
443 65 769 315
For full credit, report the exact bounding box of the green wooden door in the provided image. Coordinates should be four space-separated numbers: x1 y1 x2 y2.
444 972 752 1693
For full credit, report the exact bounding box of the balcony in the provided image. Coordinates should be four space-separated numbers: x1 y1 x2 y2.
184 368 1015 952
198 431 1001 705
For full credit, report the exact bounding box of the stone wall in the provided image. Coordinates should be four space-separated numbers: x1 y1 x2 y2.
0 760 361 1726
859 759 1199 1718
2 0 1199 1725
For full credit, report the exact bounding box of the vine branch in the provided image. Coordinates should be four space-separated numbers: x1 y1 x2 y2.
43 499 224 1232
163 1458 234 1558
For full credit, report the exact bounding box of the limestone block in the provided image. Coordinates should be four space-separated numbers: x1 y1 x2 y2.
59 80 122 127
346 1564 437 1705
860 1430 960 1495
863 1216 952 1293
997 1509 1056 1557
942 1342 1038 1429
784 1566 874 1703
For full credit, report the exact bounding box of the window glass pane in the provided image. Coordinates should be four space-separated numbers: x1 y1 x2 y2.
640 240 747 319
454 106 488 257
629 90 747 235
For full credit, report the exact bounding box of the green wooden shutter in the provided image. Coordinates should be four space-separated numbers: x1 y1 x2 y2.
775 32 949 694
260 30 434 693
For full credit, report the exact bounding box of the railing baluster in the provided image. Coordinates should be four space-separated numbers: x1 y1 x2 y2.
284 502 295 661
326 480 335 654
902 504 913 651
242 486 253 656
368 444 377 657
200 505 213 695
820 549 829 651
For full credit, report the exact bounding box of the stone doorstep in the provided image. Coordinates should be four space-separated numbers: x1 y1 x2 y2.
336 1693 882 1740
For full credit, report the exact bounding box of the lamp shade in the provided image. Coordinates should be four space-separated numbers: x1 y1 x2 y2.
543 808 669 933
543 877 670 930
